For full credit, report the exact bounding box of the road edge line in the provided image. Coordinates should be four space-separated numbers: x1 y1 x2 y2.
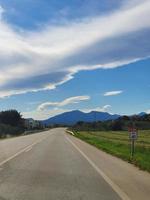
66 135 131 200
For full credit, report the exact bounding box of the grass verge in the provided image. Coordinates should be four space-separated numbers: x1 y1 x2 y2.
71 130 150 172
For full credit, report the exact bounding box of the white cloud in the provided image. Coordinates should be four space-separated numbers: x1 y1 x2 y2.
97 105 112 112
0 5 4 19
37 95 90 111
0 0 149 97
104 90 123 96
82 105 112 113
146 110 150 114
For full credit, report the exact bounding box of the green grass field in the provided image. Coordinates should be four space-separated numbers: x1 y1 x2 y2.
72 130 150 172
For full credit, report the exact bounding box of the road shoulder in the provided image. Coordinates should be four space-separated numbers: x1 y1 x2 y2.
66 132 150 200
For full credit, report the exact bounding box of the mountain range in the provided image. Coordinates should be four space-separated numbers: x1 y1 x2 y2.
42 110 121 125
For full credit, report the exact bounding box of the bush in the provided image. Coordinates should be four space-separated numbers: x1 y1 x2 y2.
0 123 24 138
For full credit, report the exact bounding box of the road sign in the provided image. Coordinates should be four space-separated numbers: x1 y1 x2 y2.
129 128 138 140
128 127 138 158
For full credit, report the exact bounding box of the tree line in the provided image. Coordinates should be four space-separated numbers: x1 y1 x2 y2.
72 114 150 131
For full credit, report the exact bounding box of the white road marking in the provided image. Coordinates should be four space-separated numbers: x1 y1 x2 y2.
66 135 131 200
0 133 52 167
66 130 75 135
25 146 33 152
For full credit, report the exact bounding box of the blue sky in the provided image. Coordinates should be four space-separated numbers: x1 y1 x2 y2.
0 0 149 119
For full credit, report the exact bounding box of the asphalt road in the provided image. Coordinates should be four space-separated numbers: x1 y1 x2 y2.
0 128 149 200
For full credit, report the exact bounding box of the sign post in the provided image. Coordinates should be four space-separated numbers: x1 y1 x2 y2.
128 127 138 159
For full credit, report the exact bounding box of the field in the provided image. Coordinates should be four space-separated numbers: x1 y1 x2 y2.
72 130 150 172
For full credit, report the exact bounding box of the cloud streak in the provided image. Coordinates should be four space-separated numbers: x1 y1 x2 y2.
0 0 150 97
104 90 123 96
37 95 90 111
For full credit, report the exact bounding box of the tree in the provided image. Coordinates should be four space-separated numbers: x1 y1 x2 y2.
0 110 23 127
122 115 130 121
111 120 123 131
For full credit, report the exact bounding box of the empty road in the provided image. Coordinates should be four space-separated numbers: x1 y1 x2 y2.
0 128 149 200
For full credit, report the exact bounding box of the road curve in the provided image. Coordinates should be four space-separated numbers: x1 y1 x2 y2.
0 128 149 200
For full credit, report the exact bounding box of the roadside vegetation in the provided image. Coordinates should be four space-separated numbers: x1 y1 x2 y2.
70 114 150 172
72 114 150 131
0 110 44 138
0 110 24 138
71 130 150 172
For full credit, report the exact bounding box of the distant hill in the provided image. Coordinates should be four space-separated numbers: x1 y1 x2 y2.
42 110 120 125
